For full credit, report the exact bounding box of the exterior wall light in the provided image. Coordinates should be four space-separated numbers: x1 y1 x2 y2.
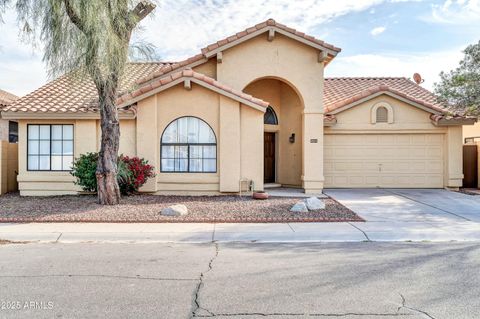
289 133 295 143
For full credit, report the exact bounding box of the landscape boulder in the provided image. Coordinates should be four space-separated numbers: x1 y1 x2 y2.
305 197 325 210
290 201 309 213
161 204 188 216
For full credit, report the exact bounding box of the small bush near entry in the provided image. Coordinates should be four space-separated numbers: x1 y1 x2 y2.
71 152 98 192
71 153 155 195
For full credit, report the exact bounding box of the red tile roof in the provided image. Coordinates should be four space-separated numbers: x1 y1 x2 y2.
324 77 447 114
200 18 341 55
137 19 341 86
3 62 171 113
116 69 269 109
0 89 18 107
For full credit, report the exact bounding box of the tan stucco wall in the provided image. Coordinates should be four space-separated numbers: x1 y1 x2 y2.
325 94 463 188
0 141 18 194
193 59 217 79
0 119 8 141
244 79 303 186
136 83 264 195
463 121 480 142
216 33 325 193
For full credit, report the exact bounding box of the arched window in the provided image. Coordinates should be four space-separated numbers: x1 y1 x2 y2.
264 106 278 125
161 117 216 172
376 106 388 123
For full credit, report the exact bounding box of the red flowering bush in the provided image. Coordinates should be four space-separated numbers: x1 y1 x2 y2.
71 153 155 195
119 155 156 195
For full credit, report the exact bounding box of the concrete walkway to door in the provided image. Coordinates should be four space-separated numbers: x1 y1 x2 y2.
325 188 480 241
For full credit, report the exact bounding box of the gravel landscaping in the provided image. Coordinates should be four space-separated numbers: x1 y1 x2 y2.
0 193 363 223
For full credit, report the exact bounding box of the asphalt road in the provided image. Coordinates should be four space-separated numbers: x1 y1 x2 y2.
0 242 479 318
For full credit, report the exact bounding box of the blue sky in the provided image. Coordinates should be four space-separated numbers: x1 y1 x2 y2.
1 0 479 96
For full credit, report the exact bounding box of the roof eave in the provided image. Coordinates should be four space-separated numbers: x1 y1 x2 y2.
117 75 268 112
1 110 136 120
203 26 340 60
430 115 477 126
327 90 445 116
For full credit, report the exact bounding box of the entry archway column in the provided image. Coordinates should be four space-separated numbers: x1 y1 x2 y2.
302 109 324 194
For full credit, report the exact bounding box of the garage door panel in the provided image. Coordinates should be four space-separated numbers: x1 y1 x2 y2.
324 134 445 188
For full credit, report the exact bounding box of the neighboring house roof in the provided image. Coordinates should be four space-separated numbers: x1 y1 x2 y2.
116 69 269 111
324 77 447 115
0 89 18 107
137 18 341 85
3 62 171 114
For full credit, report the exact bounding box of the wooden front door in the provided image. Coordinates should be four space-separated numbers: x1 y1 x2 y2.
264 132 276 183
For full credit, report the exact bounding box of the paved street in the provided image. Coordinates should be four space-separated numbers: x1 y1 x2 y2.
0 242 479 319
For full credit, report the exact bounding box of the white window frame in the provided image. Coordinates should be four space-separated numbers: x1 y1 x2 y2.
27 124 74 171
160 117 217 173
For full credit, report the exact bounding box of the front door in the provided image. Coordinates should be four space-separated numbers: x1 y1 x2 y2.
264 132 276 183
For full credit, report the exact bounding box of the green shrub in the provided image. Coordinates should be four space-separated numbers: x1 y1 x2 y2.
70 152 155 195
71 152 98 192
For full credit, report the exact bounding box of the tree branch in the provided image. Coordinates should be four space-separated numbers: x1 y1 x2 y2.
127 0 155 30
62 0 86 34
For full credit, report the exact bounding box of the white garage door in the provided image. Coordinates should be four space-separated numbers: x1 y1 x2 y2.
324 134 445 188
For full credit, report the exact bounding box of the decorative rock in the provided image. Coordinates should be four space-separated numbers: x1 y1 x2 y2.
305 197 325 211
290 201 308 213
161 204 188 216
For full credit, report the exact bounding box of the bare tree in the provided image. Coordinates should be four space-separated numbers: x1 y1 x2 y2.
1 0 156 204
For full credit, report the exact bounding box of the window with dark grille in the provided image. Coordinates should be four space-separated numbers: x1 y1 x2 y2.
8 121 18 143
161 117 216 173
376 106 388 123
27 124 74 171
264 106 278 125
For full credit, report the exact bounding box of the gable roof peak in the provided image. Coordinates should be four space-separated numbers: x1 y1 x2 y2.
117 69 269 111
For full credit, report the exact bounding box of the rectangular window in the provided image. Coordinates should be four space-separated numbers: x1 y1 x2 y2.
8 121 18 143
161 144 216 173
27 124 74 171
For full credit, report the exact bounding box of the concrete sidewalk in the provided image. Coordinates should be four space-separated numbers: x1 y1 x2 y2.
1 221 480 243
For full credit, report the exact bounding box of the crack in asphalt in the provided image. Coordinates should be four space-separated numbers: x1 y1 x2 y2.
398 293 436 319
0 274 197 281
195 312 412 317
191 243 219 318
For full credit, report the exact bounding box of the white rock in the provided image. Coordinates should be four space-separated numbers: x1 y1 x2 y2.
305 197 325 211
290 201 308 213
161 204 188 216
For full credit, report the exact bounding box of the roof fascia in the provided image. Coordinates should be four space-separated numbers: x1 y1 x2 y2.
204 26 338 59
1 111 136 120
117 77 267 112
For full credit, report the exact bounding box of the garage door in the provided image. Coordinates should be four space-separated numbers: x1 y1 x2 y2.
324 134 445 188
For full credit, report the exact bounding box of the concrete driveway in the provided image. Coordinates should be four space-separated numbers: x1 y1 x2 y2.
325 188 480 241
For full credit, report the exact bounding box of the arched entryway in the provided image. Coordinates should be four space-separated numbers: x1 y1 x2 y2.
244 78 303 187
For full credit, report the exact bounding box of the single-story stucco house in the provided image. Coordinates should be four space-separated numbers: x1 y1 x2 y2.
0 89 18 143
0 19 476 196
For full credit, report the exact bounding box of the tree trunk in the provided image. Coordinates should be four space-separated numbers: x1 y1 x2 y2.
96 82 121 205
